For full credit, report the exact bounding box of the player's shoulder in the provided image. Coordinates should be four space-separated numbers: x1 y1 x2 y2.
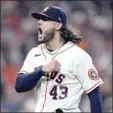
27 44 44 56
71 42 92 60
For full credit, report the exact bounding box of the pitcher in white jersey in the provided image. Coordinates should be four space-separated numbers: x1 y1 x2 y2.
15 6 104 113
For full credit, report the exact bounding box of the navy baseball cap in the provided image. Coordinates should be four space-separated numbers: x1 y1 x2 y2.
31 6 67 26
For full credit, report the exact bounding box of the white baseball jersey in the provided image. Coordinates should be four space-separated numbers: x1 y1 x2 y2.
19 41 104 112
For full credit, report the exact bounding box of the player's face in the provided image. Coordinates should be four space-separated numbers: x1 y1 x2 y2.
37 18 57 44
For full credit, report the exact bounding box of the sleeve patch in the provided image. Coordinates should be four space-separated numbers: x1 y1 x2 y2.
88 69 100 80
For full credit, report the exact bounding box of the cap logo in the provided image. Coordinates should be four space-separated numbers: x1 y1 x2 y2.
58 17 61 21
42 7 49 12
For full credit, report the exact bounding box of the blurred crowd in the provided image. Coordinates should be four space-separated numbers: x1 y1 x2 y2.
1 1 112 112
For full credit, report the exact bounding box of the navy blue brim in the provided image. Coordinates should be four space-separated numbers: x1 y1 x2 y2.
31 13 56 21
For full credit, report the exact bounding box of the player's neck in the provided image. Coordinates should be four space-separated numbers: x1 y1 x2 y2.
46 32 66 51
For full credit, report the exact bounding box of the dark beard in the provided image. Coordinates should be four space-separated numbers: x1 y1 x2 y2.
37 29 54 45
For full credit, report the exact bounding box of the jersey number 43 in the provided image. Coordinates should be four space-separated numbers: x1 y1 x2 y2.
50 85 68 100
49 72 68 100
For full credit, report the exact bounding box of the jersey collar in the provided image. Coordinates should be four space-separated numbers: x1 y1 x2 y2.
41 41 75 56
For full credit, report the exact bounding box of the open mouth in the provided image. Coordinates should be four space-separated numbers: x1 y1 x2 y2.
38 27 42 34
38 27 43 39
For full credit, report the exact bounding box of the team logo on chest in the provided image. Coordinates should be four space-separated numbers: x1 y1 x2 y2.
48 72 66 84
48 72 68 100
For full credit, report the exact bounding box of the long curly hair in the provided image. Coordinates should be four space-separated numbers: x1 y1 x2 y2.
60 25 83 44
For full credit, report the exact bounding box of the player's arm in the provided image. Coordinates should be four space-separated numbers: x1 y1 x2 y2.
15 60 60 93
15 66 43 93
75 52 104 112
88 87 103 113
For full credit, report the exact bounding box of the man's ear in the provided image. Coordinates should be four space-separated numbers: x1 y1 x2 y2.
55 22 62 30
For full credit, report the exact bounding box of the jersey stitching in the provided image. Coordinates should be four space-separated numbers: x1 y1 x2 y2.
40 45 47 112
52 44 75 60
41 78 49 112
86 81 103 93
44 45 62 55
41 45 46 60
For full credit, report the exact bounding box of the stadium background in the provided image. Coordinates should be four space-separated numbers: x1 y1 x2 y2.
1 0 112 112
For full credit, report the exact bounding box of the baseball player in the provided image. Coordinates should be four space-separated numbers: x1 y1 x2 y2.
15 6 104 112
